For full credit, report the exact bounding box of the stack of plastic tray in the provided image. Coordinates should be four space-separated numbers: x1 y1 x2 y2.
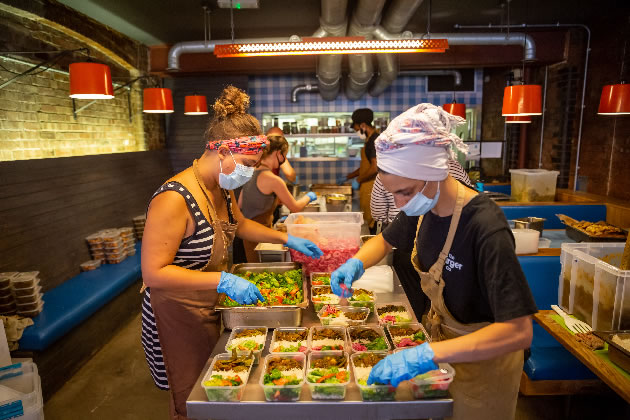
0 361 43 420
79 260 102 272
11 272 43 318
119 227 136 256
100 229 127 264
85 232 106 264
133 215 146 240
0 273 18 315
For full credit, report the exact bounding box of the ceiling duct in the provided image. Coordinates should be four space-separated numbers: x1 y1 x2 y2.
313 0 348 101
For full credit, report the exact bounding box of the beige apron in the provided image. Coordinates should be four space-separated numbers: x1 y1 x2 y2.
411 182 523 420
358 146 376 229
150 160 237 420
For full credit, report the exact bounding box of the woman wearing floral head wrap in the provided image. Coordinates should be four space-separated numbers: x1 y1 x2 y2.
331 103 537 419
140 86 322 420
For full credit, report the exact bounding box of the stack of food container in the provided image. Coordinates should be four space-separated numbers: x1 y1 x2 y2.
12 272 43 317
133 215 146 240
101 229 127 264
119 227 136 256
85 232 106 263
0 272 17 315
80 260 102 272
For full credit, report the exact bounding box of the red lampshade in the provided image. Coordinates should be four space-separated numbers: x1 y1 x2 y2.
502 85 542 116
69 62 114 99
143 88 174 113
505 116 532 123
442 102 466 119
598 83 630 115
184 95 208 115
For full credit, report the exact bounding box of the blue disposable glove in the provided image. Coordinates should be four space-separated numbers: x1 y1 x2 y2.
277 215 288 223
285 234 323 259
367 342 439 387
330 258 364 297
336 176 347 185
306 192 318 202
352 179 360 190
217 272 265 305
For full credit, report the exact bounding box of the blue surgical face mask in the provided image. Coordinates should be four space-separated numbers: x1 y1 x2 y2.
399 181 441 216
218 151 254 190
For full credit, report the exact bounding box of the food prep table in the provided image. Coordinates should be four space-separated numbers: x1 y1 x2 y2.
186 274 453 420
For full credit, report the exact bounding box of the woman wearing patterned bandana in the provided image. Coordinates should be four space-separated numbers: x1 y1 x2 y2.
140 86 322 420
330 103 537 420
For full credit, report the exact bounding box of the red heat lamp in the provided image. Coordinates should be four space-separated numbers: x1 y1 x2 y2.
502 85 542 116
505 116 532 123
184 95 208 115
442 102 466 119
143 88 174 113
598 83 630 115
69 62 114 99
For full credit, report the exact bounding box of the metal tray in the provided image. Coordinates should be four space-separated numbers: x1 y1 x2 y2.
216 263 308 329
565 224 627 243
593 330 630 373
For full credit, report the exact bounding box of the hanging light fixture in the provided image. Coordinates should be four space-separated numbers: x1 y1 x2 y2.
442 102 466 119
598 83 630 115
69 62 114 99
184 95 208 115
506 115 532 123
143 88 174 113
502 84 542 116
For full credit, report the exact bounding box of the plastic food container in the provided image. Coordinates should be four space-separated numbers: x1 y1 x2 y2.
347 288 376 312
351 352 396 401
13 283 39 297
270 327 309 353
509 169 559 202
260 353 306 402
0 301 17 314
17 301 43 317
309 326 347 353
0 362 43 419
310 272 331 286
347 326 391 353
125 247 137 256
104 242 125 252
80 260 102 272
0 284 12 298
409 363 455 399
311 286 340 312
386 323 430 349
558 243 590 312
512 229 540 255
106 255 127 264
0 293 15 305
513 217 546 234
318 305 370 327
16 297 43 312
0 272 18 289
306 352 351 400
11 272 39 289
119 227 134 236
225 326 268 364
100 229 122 244
15 288 41 304
375 302 414 325
200 353 254 402
85 234 103 245
538 237 552 248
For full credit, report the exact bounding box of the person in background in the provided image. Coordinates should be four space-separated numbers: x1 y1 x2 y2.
266 126 296 182
370 159 475 319
238 134 317 262
330 103 536 420
140 86 322 420
339 108 378 233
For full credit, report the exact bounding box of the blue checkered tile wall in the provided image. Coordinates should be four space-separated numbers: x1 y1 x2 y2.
290 158 361 186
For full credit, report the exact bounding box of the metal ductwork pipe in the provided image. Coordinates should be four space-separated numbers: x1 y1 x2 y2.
291 84 320 103
345 0 386 100
399 69 463 86
314 0 348 101
369 0 424 96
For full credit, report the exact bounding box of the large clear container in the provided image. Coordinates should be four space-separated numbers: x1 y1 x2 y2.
309 326 347 353
260 353 306 402
347 325 391 353
559 243 590 312
408 363 455 399
347 288 376 313
306 352 351 400
594 256 630 330
317 305 370 327
225 326 268 364
375 302 414 326
269 327 309 353
200 353 254 402
350 352 396 401
509 169 559 202
386 323 430 350
0 362 43 420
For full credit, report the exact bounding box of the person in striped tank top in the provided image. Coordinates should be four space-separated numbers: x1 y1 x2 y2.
140 86 322 420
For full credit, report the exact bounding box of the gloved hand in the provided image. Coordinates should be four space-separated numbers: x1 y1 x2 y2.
217 272 265 305
336 175 347 186
352 179 360 190
367 342 439 387
277 215 288 223
306 192 318 202
285 234 323 259
330 258 364 297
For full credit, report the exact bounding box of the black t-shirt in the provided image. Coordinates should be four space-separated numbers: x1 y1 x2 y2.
364 131 377 161
382 193 538 324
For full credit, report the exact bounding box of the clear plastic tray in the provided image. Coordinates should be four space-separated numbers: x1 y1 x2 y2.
15 288 41 304
12 283 40 297
309 326 347 353
200 353 254 402
11 272 40 289
509 169 559 202
347 325 391 353
310 272 331 286
80 260 102 272
351 352 396 401
409 363 455 399
0 294 15 305
375 302 414 325
260 352 305 402
317 305 370 327
225 326 268 364
270 327 309 353
311 285 340 312
16 297 43 312
0 272 17 289
386 323 430 349
347 288 376 312
85 233 103 245
306 352 351 400
17 301 43 317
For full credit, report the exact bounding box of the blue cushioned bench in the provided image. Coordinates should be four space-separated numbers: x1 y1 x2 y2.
19 243 142 351
482 183 511 195
502 204 607 229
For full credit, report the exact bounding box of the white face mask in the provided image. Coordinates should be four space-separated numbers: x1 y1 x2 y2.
218 150 254 190
357 129 367 141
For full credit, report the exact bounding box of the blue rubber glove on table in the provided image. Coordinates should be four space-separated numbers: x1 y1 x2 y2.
306 192 318 202
285 234 323 259
217 272 265 305
367 342 439 387
330 258 364 297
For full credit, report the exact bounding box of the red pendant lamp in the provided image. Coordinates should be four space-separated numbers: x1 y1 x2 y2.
505 116 532 123
184 95 208 115
69 62 114 99
442 102 466 119
143 88 174 113
598 83 630 115
502 84 542 116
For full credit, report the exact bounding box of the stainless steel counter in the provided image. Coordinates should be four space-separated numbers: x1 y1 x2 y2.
186 275 453 420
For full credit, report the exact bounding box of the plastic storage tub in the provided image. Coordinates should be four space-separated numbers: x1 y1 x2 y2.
351 352 397 401
317 305 370 327
0 362 43 420
559 243 590 312
306 352 351 400
509 169 559 202
200 353 254 402
409 363 455 399
512 229 540 255
260 353 306 402
347 325 391 353
225 326 268 364
309 326 347 353
269 327 309 353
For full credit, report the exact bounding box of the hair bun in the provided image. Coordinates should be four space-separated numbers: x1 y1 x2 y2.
213 85 250 119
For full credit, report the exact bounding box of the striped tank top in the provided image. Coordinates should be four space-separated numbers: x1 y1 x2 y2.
141 181 233 390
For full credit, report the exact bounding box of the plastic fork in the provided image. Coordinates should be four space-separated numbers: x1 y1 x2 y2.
551 305 593 334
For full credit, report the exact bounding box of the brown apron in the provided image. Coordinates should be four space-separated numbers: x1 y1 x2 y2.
150 160 237 420
411 182 523 420
243 197 278 263
358 146 376 229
